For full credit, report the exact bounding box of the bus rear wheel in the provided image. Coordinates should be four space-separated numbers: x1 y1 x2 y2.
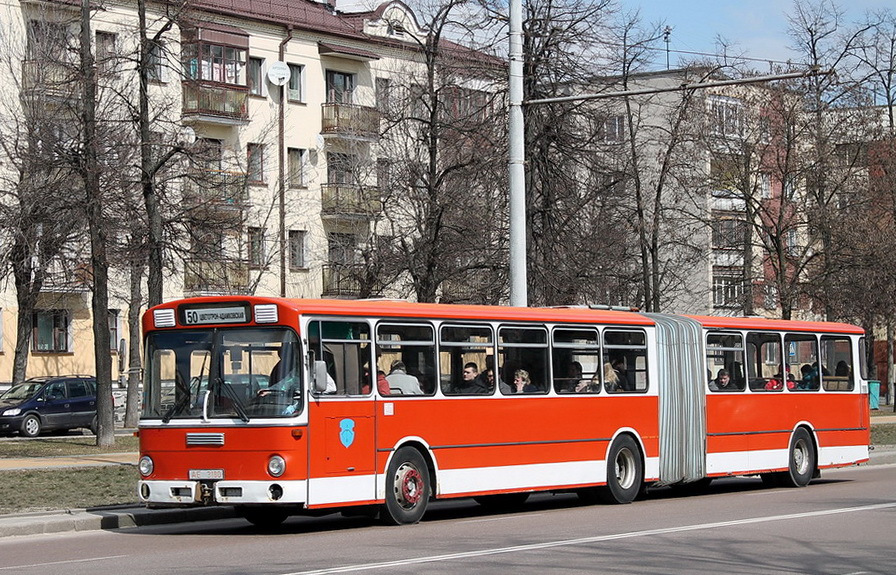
601 435 643 504
382 447 430 525
783 428 816 488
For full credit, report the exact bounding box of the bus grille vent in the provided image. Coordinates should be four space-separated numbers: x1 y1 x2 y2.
186 433 225 446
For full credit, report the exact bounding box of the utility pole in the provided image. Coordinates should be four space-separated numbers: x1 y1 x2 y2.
508 0 527 307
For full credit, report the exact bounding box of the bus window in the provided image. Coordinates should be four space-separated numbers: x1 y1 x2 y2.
440 325 494 395
706 332 745 391
499 326 549 394
376 323 436 396
821 336 854 391
602 330 648 393
307 320 372 396
746 332 783 392
552 328 600 393
785 333 820 391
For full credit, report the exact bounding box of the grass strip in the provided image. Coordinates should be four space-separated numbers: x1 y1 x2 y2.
0 435 139 458
0 466 139 514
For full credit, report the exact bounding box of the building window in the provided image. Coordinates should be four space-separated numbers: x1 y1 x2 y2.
33 310 70 352
376 77 391 112
96 31 117 75
377 158 392 191
248 227 265 267
713 270 743 309
712 214 746 250
710 155 741 197
327 152 355 184
326 70 354 104
27 20 69 61
287 148 306 188
288 64 303 102
147 40 167 82
247 143 264 184
189 224 224 259
248 57 265 96
600 114 625 143
758 172 771 199
708 96 744 137
289 230 306 270
108 309 119 351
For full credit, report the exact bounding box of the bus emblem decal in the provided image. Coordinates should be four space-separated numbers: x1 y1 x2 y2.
339 419 355 448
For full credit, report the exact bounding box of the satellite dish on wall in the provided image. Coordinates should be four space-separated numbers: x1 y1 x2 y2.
267 61 291 86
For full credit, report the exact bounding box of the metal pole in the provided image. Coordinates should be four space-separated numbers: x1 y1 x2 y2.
508 0 527 307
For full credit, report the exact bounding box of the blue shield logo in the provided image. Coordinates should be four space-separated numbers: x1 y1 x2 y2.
339 419 355 448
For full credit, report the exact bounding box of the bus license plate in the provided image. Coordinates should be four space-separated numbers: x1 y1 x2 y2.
189 469 224 480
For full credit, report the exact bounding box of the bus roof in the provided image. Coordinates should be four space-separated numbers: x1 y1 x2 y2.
146 296 864 335
686 314 864 335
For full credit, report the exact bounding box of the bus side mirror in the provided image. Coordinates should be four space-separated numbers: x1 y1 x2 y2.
313 361 329 393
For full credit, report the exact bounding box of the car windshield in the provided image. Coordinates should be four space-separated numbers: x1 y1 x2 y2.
141 327 302 420
2 382 44 401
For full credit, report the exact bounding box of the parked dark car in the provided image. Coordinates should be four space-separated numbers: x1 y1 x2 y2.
0 376 98 437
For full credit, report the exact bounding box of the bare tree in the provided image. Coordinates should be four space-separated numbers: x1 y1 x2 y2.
375 0 508 303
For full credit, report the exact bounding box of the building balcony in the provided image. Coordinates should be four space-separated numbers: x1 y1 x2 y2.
322 264 385 298
184 259 249 295
182 82 249 125
321 184 381 218
21 59 76 99
321 103 381 140
182 170 248 207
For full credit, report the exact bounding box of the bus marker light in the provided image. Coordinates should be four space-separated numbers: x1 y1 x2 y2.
291 429 304 439
153 309 176 328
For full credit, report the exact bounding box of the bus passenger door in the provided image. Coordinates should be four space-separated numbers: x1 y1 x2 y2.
306 321 377 507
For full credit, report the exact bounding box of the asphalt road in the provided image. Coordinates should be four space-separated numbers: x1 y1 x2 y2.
1 463 893 575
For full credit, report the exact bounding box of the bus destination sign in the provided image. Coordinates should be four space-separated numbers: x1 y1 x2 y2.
183 306 248 325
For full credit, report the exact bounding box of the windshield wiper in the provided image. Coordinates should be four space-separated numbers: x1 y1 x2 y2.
215 376 250 422
162 374 194 423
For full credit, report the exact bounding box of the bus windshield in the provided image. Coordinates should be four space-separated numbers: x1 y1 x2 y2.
142 327 302 420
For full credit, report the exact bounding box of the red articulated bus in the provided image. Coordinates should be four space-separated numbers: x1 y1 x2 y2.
137 297 870 527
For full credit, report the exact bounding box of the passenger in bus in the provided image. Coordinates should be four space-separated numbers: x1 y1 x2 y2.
453 362 490 394
708 369 734 391
610 357 632 391
386 361 423 395
486 368 511 394
598 362 619 392
377 370 390 395
570 362 597 393
835 360 849 376
799 364 819 390
513 369 539 393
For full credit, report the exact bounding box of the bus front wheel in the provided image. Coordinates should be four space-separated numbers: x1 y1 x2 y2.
382 447 430 525
601 435 643 504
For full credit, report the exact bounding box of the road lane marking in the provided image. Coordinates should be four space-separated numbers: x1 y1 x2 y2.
284 502 896 574
0 555 128 570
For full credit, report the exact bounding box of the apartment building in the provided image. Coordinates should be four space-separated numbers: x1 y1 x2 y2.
0 0 497 382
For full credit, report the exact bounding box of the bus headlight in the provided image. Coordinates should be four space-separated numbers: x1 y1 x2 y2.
138 456 154 476
267 455 286 477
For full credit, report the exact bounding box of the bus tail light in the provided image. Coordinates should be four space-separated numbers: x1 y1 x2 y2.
267 455 286 477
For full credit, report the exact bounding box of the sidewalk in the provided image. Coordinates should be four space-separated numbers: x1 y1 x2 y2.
0 415 894 538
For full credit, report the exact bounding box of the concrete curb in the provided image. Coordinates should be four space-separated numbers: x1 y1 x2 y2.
0 505 238 538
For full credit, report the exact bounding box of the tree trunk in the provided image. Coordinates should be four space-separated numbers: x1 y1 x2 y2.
125 255 144 427
138 0 164 307
81 0 114 446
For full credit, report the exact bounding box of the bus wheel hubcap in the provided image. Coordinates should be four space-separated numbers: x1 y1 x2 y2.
395 463 422 508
